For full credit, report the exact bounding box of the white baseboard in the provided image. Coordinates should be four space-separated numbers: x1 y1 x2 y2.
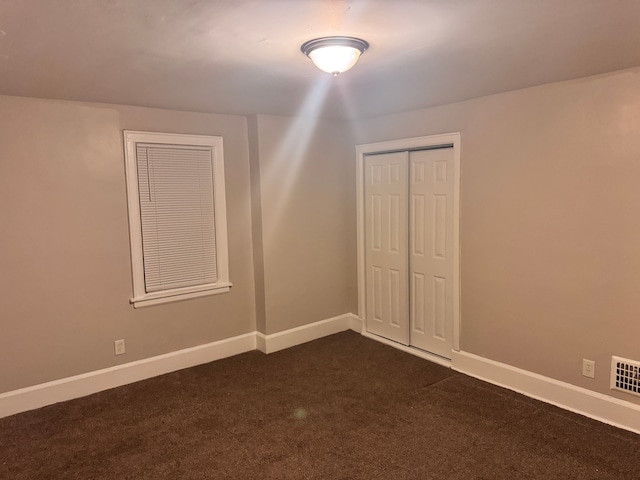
10 314 635 435
0 314 361 419
256 332 267 353
0 332 256 419
348 314 364 333
257 313 360 354
451 350 640 435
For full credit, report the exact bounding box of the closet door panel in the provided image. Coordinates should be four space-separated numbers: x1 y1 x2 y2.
409 148 454 358
364 152 409 345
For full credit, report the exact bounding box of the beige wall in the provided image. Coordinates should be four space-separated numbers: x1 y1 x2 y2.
247 116 268 334
5 66 639 408
354 67 640 403
0 96 256 393
250 114 357 334
0 96 358 394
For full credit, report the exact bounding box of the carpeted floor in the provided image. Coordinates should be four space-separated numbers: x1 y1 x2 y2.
0 331 638 479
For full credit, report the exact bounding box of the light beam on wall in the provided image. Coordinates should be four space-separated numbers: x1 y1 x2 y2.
262 76 332 244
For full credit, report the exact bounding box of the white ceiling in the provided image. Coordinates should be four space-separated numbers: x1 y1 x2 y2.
1 0 640 119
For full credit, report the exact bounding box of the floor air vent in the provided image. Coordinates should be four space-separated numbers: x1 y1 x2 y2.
611 356 640 397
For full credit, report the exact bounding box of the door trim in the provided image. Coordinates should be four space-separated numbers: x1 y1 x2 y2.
356 133 461 353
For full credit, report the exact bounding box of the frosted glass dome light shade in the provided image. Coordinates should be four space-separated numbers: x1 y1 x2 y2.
301 37 369 75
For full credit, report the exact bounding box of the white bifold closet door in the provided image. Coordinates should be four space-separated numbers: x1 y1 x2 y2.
364 147 454 359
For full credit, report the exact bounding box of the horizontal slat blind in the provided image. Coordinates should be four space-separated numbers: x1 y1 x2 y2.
136 144 218 292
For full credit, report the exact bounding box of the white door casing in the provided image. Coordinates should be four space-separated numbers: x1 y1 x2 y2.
364 152 409 345
356 133 461 358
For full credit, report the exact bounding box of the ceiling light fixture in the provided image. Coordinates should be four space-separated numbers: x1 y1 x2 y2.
301 36 369 76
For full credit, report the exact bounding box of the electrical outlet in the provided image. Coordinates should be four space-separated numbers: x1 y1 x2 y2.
582 359 595 378
114 339 126 356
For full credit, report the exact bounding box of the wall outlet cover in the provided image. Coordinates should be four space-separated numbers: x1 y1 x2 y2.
582 359 595 378
114 339 126 356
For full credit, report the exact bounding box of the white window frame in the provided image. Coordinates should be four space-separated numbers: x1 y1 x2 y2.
123 130 231 308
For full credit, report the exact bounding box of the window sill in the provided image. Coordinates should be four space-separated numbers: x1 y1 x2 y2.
131 283 232 308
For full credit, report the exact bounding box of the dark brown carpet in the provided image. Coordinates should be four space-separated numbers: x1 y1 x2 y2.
0 331 638 479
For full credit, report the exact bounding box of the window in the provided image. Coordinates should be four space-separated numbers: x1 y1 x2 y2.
123 131 230 308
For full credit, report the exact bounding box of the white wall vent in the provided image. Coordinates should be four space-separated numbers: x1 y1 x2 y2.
611 356 640 397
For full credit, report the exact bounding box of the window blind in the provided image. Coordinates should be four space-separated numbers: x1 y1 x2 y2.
136 144 218 293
